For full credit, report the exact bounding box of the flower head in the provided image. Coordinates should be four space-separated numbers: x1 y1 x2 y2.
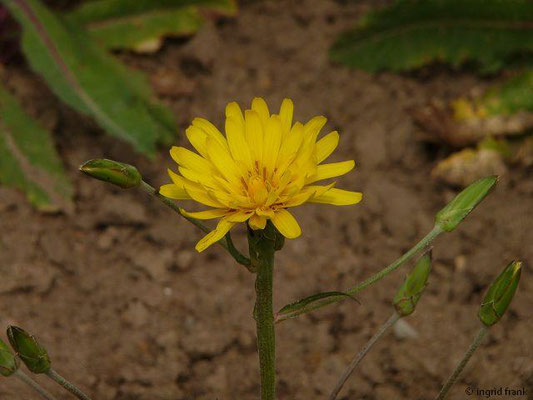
160 98 362 252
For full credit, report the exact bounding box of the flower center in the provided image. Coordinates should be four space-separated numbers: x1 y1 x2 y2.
247 175 269 205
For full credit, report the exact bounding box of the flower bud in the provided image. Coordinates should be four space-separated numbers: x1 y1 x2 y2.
0 339 18 377
7 326 50 374
79 159 142 189
393 251 432 316
479 261 522 327
435 176 498 232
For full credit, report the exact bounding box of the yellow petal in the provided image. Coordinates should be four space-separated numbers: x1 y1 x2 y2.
262 115 283 175
209 189 253 209
271 209 301 239
195 218 235 252
279 98 293 134
315 131 339 163
307 160 355 183
256 208 275 217
185 126 208 158
159 184 191 200
249 214 267 230
172 173 226 208
310 188 363 206
225 101 245 125
304 116 327 144
226 210 253 222
192 117 229 150
283 189 314 207
168 169 188 186
245 109 264 165
180 208 229 219
304 182 336 198
251 97 270 123
276 122 305 177
179 166 219 189
170 146 212 173
226 116 254 170
206 137 242 185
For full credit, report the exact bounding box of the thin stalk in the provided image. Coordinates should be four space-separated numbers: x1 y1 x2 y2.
276 225 443 322
329 313 400 400
14 369 58 400
435 326 489 400
139 180 252 269
46 369 91 400
249 226 277 400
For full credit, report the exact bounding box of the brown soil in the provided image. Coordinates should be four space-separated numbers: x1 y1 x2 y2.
1 1 532 399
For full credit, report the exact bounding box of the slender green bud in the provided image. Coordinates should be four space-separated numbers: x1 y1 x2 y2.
0 339 19 377
79 159 142 189
393 251 432 316
7 326 51 374
479 261 522 327
435 176 498 232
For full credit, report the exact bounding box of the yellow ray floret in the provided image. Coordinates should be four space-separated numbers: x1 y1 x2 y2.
160 98 363 252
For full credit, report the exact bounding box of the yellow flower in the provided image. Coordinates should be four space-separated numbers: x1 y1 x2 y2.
160 98 362 252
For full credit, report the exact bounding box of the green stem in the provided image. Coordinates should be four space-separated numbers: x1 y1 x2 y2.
139 180 252 269
276 225 443 322
249 225 277 400
14 369 58 400
46 369 91 400
329 313 400 400
435 326 489 400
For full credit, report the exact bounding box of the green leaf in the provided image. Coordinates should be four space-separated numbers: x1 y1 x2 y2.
331 0 533 73
0 84 73 211
277 291 358 317
2 0 176 156
65 0 237 52
479 70 533 115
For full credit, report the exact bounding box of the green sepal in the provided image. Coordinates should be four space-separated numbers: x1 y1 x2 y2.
393 251 432 316
435 176 498 232
479 261 522 327
0 339 19 377
7 326 51 374
79 159 142 189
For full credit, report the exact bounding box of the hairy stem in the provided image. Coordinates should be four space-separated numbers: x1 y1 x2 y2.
249 225 277 400
139 180 252 269
14 369 58 400
276 225 443 322
435 326 489 400
46 369 91 400
329 313 400 400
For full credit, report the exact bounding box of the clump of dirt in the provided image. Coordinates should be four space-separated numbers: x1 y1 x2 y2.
1 1 531 399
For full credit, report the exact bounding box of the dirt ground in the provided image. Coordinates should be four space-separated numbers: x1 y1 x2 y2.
1 0 532 399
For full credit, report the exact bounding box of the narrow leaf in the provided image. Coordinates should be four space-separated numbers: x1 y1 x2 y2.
0 84 73 211
277 291 358 316
65 0 237 52
2 0 176 156
331 0 533 73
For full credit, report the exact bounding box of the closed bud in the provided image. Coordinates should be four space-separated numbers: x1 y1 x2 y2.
435 176 498 232
393 251 432 316
7 326 50 374
479 261 522 327
79 159 142 189
0 339 18 377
